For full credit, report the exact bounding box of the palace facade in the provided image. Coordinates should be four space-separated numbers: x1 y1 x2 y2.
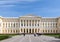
0 15 60 34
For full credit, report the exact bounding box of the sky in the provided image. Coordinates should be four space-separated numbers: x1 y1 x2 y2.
0 0 60 17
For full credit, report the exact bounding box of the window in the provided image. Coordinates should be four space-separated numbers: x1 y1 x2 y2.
21 20 22 22
13 23 15 27
13 30 15 33
53 30 55 33
6 23 7 28
51 30 52 32
27 20 28 26
21 23 23 26
21 20 23 26
56 30 58 33
11 30 12 33
29 24 31 26
56 23 57 27
38 24 39 26
45 30 47 32
43 30 44 32
24 20 25 26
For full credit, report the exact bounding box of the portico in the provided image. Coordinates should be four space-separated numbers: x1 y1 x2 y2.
20 28 39 34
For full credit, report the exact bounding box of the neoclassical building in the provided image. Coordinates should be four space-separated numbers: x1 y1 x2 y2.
0 15 60 34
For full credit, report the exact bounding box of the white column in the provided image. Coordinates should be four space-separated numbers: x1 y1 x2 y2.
4 22 6 28
1 22 3 28
34 20 35 27
34 28 35 33
6 22 7 28
12 22 13 28
20 29 21 33
10 22 11 28
37 28 38 33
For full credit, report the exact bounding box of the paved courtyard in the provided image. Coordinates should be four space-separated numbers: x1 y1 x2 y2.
0 34 60 42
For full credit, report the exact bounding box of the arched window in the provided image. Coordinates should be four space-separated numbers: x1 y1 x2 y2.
53 30 55 33
45 30 47 32
43 30 44 32
11 30 12 33
24 29 25 33
56 30 58 33
13 30 15 33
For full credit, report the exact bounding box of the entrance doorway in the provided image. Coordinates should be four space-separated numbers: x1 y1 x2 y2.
23 28 35 34
29 29 31 33
27 29 28 33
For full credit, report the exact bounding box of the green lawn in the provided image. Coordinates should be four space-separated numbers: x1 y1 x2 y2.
44 34 60 38
0 34 18 41
0 35 10 40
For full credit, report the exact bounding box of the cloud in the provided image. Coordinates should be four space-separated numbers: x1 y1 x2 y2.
0 1 17 5
0 1 16 7
0 0 40 7
0 0 39 1
0 5 15 7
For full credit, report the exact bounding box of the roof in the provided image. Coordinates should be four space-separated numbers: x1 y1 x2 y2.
20 14 41 18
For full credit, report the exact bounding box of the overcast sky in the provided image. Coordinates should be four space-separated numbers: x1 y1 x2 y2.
0 0 60 17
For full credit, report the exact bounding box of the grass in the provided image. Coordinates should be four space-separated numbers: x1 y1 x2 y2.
0 35 10 40
44 34 60 38
0 34 18 41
